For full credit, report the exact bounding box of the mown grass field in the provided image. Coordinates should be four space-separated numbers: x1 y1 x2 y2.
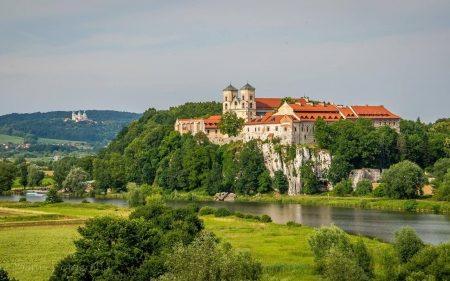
0 134 24 144
0 133 84 145
0 201 389 281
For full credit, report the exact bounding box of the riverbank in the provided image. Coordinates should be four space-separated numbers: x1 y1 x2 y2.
0 201 389 281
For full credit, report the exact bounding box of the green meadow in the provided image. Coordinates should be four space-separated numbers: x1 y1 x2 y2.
0 201 389 281
0 133 84 145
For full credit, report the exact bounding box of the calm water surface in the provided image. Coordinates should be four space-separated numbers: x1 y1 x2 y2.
2 195 450 244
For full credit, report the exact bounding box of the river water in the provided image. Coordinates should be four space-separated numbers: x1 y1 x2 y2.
1 195 450 244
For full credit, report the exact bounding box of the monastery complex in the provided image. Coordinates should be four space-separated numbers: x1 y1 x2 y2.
174 83 400 145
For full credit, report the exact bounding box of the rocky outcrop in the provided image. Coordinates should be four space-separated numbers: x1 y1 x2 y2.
260 143 332 195
215 192 236 202
349 169 382 189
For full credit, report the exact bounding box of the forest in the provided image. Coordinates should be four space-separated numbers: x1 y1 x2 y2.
0 110 142 142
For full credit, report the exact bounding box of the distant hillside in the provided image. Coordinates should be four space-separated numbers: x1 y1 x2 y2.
0 110 142 142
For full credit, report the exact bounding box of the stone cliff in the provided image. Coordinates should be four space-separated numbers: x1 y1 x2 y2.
260 143 332 195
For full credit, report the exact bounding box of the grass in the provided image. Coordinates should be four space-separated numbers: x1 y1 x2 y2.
0 134 24 144
0 202 388 281
37 137 83 144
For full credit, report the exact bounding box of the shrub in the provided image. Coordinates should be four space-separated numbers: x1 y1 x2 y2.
45 188 63 204
186 203 200 213
252 215 261 221
81 199 90 204
18 197 26 202
199 206 216 216
261 214 272 223
244 213 254 219
355 179 372 196
391 226 425 263
404 200 418 211
286 221 302 227
373 183 387 197
214 207 231 217
234 211 244 218
380 160 427 199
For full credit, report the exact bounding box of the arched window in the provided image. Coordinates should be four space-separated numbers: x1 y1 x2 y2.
242 103 245 109
250 103 253 109
250 95 253 100
225 104 228 110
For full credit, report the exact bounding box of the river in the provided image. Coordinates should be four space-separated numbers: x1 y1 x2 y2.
1 195 450 244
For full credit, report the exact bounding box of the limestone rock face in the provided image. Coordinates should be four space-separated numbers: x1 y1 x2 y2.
260 143 332 195
349 169 382 189
215 192 236 202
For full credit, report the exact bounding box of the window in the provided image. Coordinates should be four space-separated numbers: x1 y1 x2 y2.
267 126 270 131
250 103 253 109
235 101 237 106
247 128 249 132
301 126 304 132
304 135 306 139
250 95 253 100
284 127 287 132
242 103 244 109
255 128 256 132
215 130 217 134
207 130 210 134
275 126 278 131
258 127 260 132
225 104 228 110
295 127 297 132
250 112 252 116
225 97 228 101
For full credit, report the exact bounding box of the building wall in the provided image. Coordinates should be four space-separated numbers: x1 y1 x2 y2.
372 119 400 132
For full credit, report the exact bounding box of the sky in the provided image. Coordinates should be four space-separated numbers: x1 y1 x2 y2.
0 0 449 123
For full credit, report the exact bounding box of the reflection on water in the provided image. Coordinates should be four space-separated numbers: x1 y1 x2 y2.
1 195 450 244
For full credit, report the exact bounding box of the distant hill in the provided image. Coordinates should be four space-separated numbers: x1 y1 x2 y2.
0 110 142 142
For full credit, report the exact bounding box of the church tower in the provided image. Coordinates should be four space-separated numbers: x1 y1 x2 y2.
222 83 238 114
240 83 256 120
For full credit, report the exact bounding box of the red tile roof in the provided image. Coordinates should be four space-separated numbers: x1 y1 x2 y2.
296 113 343 122
350 105 400 119
204 115 221 129
245 115 297 125
335 106 358 119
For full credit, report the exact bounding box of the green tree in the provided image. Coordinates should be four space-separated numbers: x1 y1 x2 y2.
273 170 289 194
233 141 267 194
308 224 352 261
18 162 29 188
300 160 319 194
62 167 90 194
0 161 15 193
444 138 450 158
53 156 77 188
333 178 353 196
257 170 272 193
321 248 370 281
355 179 372 196
432 158 450 183
76 155 96 178
0 267 17 281
328 156 353 186
27 163 44 187
217 111 244 137
391 226 425 263
45 187 63 203
380 160 427 199
435 169 450 201
125 182 145 207
374 247 400 281
204 162 223 195
158 233 262 281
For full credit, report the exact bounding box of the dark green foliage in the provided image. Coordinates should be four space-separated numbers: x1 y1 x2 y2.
328 156 353 185
0 267 17 281
355 179 372 196
273 170 289 194
214 207 231 217
159 233 263 281
404 243 450 280
253 215 261 221
333 178 353 196
435 168 450 201
0 161 15 193
51 203 205 280
432 158 450 183
233 141 268 194
308 224 352 261
76 155 96 178
404 200 418 211
244 213 254 219
18 162 29 188
300 160 319 194
352 237 373 278
261 214 272 223
0 110 141 142
53 156 77 188
321 248 370 281
45 188 63 203
217 111 245 137
27 163 44 187
198 206 216 215
62 167 90 194
185 203 200 213
18 197 26 202
391 226 425 263
234 211 244 218
286 221 302 227
257 170 272 193
380 160 427 199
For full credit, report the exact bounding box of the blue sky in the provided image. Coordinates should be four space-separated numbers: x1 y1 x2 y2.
1 0 449 122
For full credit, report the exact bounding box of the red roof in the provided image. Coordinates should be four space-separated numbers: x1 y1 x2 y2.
350 105 400 119
204 115 221 129
296 113 342 122
245 115 297 125
335 106 358 119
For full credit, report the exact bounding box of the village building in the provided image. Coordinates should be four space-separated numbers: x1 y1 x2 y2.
175 83 400 145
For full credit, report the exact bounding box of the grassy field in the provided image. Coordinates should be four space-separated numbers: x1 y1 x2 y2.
0 134 24 144
12 176 55 189
0 201 389 281
37 137 83 144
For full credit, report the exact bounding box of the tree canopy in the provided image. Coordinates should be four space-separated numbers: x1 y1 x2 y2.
217 111 244 137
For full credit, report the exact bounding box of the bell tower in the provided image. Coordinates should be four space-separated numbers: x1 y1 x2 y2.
222 83 238 114
240 83 256 120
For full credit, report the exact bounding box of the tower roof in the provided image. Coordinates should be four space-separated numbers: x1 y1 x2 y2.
240 83 255 90
223 84 238 91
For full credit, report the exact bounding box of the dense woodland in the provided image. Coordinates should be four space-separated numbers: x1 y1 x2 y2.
0 110 142 142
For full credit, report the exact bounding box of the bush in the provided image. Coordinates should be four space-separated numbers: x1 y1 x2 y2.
199 206 216 216
45 188 63 204
391 226 425 263
373 184 387 197
261 214 272 223
355 179 372 196
19 197 26 202
234 211 244 218
81 199 90 204
214 207 231 217
404 200 418 211
186 203 200 213
252 215 261 221
244 213 254 219
380 160 427 199
333 178 353 197
286 221 302 227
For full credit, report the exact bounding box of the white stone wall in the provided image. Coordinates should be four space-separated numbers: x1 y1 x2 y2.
350 169 383 189
373 119 400 132
261 143 332 195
